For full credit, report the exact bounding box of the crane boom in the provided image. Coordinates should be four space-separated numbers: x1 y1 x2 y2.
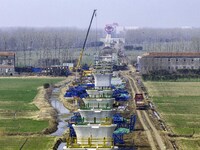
76 9 97 70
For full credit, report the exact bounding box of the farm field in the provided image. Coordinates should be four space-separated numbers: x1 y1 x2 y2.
0 78 65 133
0 136 56 150
0 77 65 149
144 81 200 150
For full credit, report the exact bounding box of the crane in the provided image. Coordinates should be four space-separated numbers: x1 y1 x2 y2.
75 9 97 71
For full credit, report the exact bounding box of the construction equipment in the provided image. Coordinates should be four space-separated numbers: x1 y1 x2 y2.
113 114 136 144
82 70 92 77
134 93 148 109
75 9 97 71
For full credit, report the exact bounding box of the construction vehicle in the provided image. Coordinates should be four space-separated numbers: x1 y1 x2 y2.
134 93 148 109
75 9 97 72
82 70 92 77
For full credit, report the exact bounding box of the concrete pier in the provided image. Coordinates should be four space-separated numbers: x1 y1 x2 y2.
72 124 117 145
82 98 115 108
93 73 112 88
78 109 116 123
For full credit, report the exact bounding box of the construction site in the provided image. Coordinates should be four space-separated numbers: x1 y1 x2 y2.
50 10 174 150
1 2 200 150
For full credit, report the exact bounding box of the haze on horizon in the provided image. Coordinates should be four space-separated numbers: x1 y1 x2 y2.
0 0 199 29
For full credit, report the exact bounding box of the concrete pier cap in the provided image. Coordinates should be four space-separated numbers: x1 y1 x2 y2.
78 109 116 123
72 124 117 145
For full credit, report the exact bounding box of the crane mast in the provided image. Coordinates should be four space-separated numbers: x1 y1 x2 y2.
76 9 97 70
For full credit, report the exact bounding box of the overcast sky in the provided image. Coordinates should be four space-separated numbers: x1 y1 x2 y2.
0 0 199 28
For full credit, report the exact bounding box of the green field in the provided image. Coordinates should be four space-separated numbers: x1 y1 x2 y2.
144 81 200 150
0 118 48 133
0 77 65 150
0 78 65 133
178 139 200 150
0 78 64 102
0 136 56 150
145 82 200 97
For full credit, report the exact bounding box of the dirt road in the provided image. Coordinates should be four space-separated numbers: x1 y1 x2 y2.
122 66 167 150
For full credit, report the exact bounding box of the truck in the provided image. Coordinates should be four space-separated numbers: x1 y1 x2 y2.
134 93 148 109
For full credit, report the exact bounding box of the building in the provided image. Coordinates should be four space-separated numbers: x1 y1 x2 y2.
0 52 15 75
138 52 200 74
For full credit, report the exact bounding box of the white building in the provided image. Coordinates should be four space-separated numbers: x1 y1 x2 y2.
138 52 200 74
0 52 15 75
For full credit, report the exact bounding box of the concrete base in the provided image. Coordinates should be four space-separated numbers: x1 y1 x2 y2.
78 109 116 123
72 124 117 145
64 147 118 150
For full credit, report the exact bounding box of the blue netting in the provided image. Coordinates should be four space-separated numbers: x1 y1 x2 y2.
64 85 89 98
112 88 130 101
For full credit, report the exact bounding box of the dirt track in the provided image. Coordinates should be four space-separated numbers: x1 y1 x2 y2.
122 66 169 150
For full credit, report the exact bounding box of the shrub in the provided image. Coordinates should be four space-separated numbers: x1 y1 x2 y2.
43 83 50 89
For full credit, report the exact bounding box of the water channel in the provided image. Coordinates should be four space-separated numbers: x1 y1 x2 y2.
49 88 71 150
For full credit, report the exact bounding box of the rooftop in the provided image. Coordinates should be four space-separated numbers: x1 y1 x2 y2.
0 52 15 56
143 52 200 57
0 65 15 68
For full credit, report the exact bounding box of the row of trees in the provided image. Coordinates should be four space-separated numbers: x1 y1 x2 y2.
1 27 200 66
0 27 104 51
125 28 200 52
142 69 200 81
0 27 104 66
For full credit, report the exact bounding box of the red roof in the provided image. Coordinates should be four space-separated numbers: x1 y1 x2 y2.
0 52 15 56
144 52 200 57
0 65 14 68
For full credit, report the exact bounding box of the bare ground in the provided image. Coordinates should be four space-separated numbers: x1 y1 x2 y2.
58 76 79 112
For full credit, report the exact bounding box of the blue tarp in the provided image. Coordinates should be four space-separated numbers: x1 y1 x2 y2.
112 88 130 101
113 113 125 123
32 68 42 73
64 85 89 98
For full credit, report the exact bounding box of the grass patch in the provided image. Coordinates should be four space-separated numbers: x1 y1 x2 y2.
0 78 64 112
178 139 200 150
0 101 38 111
153 96 200 135
164 114 200 135
0 66 67 149
145 82 200 97
153 96 200 114
0 77 65 134
144 81 200 147
0 118 48 133
0 136 56 150
0 78 65 102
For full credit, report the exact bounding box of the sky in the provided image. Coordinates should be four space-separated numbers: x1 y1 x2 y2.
0 0 200 28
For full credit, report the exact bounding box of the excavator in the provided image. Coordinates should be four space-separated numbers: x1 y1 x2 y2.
74 9 97 76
